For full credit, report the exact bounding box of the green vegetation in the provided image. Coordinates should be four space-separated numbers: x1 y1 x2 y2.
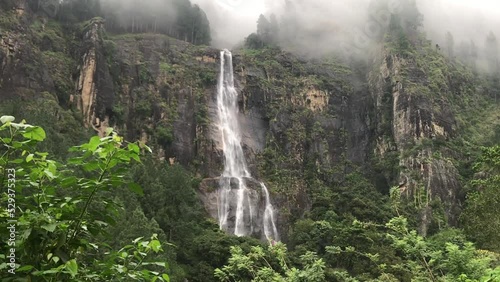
0 9 19 29
0 116 170 281
41 51 76 105
0 95 90 158
1 1 500 281
31 20 68 52
57 0 212 45
214 215 500 282
11 110 498 282
462 145 500 252
215 243 326 282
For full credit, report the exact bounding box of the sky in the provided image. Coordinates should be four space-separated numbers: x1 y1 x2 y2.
190 0 268 48
192 0 500 50
419 0 500 46
448 0 499 10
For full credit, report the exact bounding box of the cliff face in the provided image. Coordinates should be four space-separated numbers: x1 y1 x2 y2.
97 38 494 238
367 39 498 234
103 33 221 174
1 6 497 240
0 2 54 99
369 48 460 234
74 18 114 136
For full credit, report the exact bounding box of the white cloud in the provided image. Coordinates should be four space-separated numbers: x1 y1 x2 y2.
193 0 500 51
192 0 268 48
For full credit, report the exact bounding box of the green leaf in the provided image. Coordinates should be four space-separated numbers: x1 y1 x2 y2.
140 143 153 153
128 143 140 154
128 182 144 196
34 264 65 275
17 265 34 272
131 154 141 162
143 262 166 267
88 136 101 152
94 220 108 227
26 154 34 163
105 127 114 136
22 126 46 141
108 158 119 169
60 176 77 187
149 240 162 252
83 161 100 172
162 274 170 282
0 116 15 124
65 259 78 278
132 237 144 244
10 122 30 129
41 223 57 233
43 169 56 179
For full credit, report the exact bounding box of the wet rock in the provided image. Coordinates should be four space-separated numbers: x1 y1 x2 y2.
74 18 114 134
369 49 462 234
198 176 278 240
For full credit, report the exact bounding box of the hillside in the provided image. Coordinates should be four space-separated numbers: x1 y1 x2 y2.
0 1 499 281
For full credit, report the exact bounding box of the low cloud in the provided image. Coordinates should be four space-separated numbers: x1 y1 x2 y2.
194 0 500 67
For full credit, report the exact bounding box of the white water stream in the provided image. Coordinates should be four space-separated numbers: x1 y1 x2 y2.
216 49 279 241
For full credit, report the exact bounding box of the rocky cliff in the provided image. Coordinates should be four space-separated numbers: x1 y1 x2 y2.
1 5 498 241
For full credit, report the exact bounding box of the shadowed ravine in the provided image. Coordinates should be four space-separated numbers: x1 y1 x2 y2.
216 49 279 241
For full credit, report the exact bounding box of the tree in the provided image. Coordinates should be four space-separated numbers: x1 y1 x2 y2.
257 14 270 36
445 31 454 58
471 40 479 71
388 14 411 53
214 243 326 282
247 13 282 48
57 0 101 21
0 116 170 281
190 4 211 45
0 0 16 10
269 14 280 44
245 33 265 49
462 146 500 252
97 0 211 45
385 216 498 281
257 14 271 44
280 0 298 44
485 31 499 73
400 0 423 32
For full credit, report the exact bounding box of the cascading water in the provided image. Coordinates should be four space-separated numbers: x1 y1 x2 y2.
216 49 279 241
261 183 279 241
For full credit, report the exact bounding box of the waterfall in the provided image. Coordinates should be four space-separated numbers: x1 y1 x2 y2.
261 182 279 241
216 49 279 241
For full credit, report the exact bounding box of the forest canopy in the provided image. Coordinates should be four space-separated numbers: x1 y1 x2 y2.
25 0 211 45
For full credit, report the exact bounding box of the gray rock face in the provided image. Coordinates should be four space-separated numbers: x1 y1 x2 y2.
369 50 463 234
0 18 55 99
75 18 115 134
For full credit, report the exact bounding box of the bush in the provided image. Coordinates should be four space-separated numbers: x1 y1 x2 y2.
0 116 170 281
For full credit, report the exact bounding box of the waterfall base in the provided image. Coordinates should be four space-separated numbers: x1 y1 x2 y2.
199 177 279 241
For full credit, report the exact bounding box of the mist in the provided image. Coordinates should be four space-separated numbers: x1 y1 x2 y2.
418 0 500 48
193 0 500 66
190 0 267 48
99 0 211 45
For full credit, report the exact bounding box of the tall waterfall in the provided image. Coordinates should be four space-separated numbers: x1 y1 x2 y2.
216 49 279 241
